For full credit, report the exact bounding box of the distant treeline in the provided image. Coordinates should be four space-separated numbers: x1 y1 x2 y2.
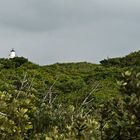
100 51 140 67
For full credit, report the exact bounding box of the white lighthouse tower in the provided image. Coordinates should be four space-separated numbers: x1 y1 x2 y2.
9 49 16 58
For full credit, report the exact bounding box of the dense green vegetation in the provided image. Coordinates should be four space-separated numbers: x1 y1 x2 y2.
100 50 140 67
0 51 140 139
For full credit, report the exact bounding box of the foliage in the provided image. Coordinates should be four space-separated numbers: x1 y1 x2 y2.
0 50 139 139
0 57 29 69
100 50 140 67
101 68 140 140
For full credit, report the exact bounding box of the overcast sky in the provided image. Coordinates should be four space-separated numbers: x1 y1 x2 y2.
0 0 140 65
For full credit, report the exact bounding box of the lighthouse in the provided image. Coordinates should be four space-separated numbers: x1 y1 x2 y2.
9 49 16 58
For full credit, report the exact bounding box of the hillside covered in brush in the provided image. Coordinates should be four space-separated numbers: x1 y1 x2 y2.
0 57 122 103
0 51 139 139
100 50 140 67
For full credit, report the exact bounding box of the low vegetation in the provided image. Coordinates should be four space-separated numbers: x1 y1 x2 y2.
0 51 139 139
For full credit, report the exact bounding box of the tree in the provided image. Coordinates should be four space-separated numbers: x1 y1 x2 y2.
103 68 140 140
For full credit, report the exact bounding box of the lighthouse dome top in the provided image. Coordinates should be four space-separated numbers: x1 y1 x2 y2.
11 49 15 52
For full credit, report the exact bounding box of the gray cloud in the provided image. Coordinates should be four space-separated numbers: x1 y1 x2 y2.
0 0 140 65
